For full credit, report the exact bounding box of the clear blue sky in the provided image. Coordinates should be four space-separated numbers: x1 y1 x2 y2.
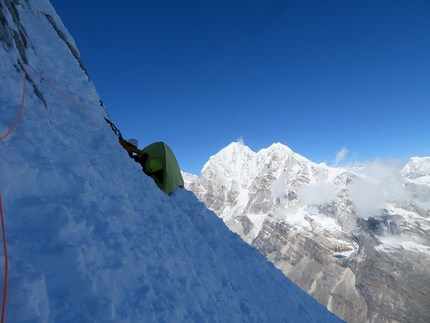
49 0 430 175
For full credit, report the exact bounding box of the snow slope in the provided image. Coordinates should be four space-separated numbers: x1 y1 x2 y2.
0 0 344 322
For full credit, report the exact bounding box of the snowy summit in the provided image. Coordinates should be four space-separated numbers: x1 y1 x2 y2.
0 0 344 322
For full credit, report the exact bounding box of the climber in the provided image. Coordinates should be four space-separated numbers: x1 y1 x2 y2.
120 138 149 173
118 137 184 194
120 138 164 185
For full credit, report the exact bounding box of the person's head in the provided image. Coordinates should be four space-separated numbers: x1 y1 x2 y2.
127 138 138 148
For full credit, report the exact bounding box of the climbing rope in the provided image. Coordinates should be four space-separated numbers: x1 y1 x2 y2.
0 60 99 320
0 61 96 142
0 191 8 323
25 62 95 122
0 62 27 142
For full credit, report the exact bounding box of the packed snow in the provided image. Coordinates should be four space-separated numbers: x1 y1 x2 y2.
0 0 345 322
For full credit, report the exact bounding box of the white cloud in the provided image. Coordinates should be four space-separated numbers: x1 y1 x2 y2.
271 172 289 200
236 136 245 145
334 147 348 166
299 182 341 206
347 159 409 219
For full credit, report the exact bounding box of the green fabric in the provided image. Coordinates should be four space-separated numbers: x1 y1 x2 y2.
149 159 163 172
142 141 184 194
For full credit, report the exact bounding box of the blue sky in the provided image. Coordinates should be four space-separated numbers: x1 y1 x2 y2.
49 0 430 175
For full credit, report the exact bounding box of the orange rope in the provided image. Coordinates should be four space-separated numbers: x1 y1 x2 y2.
1 62 96 141
26 63 95 122
0 63 27 142
0 190 8 323
0 62 97 320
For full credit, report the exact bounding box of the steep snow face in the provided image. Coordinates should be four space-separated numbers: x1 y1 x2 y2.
185 143 430 323
202 141 256 187
0 1 346 322
402 157 430 185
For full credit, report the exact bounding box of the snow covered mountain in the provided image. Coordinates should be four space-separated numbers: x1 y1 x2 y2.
402 156 430 183
0 0 346 322
185 141 430 323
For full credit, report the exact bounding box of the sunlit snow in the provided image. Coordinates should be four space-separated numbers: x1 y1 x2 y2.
0 0 346 322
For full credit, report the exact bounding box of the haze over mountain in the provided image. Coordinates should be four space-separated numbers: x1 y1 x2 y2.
184 141 430 323
0 0 346 322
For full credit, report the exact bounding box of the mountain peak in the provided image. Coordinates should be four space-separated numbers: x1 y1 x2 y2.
402 156 430 179
268 141 292 150
222 140 253 155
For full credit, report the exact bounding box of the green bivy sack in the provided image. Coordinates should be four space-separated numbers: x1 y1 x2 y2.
141 141 184 194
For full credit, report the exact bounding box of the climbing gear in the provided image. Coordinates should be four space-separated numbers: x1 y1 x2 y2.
128 138 138 147
104 117 123 141
99 100 112 120
149 159 163 172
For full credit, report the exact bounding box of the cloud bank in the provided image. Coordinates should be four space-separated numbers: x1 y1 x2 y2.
347 159 409 219
297 158 410 220
299 182 341 206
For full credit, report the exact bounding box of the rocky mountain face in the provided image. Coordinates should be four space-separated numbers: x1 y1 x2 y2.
184 142 430 323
